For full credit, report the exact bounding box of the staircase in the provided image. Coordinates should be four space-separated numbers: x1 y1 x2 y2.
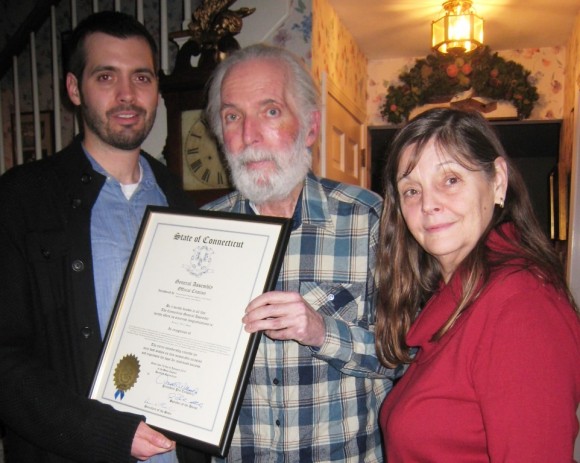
0 0 189 174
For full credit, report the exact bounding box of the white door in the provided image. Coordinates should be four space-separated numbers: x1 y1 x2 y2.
319 73 368 188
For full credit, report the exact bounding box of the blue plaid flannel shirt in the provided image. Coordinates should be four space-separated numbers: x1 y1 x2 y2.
203 172 396 462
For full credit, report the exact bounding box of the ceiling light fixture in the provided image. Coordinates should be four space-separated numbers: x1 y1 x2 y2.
432 0 484 55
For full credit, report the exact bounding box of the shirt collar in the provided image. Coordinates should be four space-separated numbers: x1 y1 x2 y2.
247 172 332 231
82 147 157 190
299 172 334 229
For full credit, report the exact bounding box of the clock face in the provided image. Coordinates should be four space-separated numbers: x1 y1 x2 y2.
181 109 230 190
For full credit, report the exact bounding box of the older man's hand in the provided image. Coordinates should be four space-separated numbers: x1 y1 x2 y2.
242 291 326 347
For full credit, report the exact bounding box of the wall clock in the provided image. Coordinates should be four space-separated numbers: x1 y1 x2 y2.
160 67 232 204
181 109 230 190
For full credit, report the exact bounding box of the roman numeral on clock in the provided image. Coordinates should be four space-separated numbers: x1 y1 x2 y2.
190 159 202 172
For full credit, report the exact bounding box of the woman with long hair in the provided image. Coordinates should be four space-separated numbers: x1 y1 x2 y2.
375 108 580 461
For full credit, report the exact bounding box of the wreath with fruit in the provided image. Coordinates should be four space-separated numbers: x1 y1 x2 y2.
381 46 539 124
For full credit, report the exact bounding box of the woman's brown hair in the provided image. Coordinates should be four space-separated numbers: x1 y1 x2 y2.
375 108 578 368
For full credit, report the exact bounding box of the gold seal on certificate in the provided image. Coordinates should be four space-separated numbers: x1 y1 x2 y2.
113 354 140 399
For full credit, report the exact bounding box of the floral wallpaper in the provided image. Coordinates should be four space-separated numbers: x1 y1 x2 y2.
502 47 565 120
262 0 313 65
367 46 566 127
311 0 367 111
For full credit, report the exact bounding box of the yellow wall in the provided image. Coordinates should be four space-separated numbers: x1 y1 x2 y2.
312 0 367 111
561 13 580 177
559 13 580 239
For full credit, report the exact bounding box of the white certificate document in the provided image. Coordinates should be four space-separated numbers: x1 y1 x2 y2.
89 207 291 457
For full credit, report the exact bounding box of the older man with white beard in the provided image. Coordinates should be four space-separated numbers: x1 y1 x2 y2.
201 44 398 463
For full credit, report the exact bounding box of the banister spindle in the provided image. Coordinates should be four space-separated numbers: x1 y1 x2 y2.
51 6 62 152
30 32 42 161
12 57 23 166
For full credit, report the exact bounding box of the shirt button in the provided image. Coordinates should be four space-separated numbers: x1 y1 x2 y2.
275 420 280 426
273 378 279 385
71 198 82 209
41 248 51 259
80 326 93 338
71 260 85 272
327 294 335 301
80 173 92 184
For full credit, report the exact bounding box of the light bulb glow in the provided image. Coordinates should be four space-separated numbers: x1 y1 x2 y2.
431 0 484 54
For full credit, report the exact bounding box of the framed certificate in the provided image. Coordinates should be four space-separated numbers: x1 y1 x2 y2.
89 207 291 457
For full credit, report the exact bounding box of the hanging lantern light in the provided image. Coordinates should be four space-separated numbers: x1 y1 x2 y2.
432 0 484 54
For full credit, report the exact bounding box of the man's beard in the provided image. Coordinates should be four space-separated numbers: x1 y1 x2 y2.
80 101 155 151
224 129 311 205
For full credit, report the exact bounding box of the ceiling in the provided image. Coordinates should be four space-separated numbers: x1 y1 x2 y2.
327 0 580 60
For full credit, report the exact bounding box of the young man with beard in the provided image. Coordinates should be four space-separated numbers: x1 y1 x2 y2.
202 44 398 462
0 11 206 463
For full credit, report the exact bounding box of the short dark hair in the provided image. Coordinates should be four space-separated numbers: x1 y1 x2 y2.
64 11 158 80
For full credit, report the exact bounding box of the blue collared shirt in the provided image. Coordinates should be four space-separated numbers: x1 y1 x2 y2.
87 151 178 463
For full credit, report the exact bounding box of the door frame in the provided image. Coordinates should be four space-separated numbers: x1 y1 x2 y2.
318 72 368 188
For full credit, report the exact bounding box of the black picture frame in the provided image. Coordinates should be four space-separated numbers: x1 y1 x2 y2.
89 207 291 457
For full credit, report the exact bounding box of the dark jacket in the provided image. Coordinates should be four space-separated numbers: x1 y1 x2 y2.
0 138 206 462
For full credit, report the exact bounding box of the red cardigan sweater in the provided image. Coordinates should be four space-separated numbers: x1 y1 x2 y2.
380 232 580 462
